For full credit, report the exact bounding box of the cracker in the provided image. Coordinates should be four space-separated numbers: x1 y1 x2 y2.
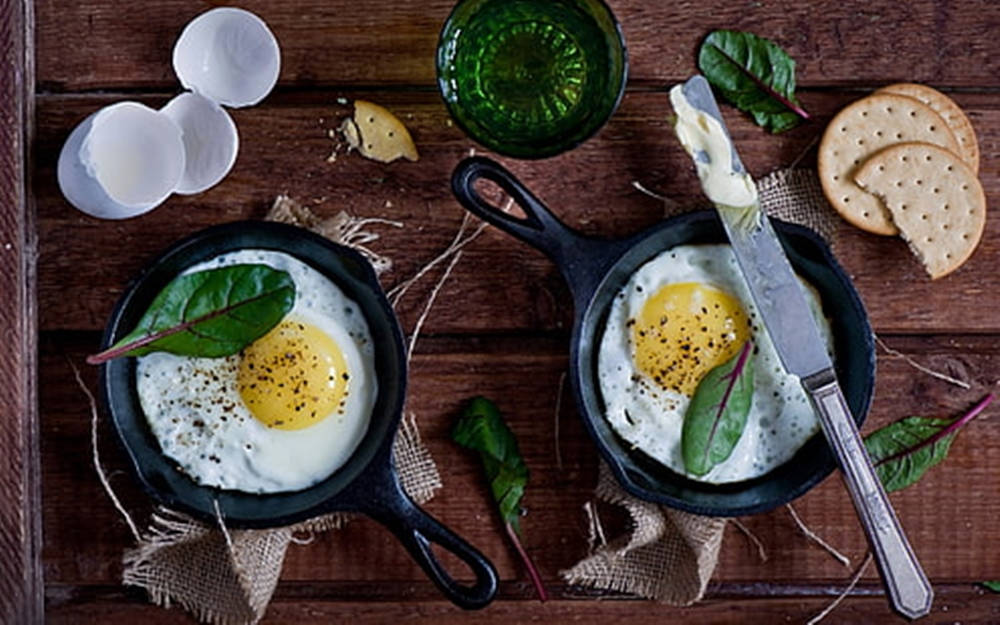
854 142 985 279
344 100 419 163
818 93 960 236
876 83 979 174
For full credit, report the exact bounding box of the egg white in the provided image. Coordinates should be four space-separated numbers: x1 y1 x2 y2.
597 244 834 484
136 249 377 494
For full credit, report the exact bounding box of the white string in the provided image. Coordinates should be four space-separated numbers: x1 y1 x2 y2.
212 498 236 559
805 552 873 625
583 500 608 553
786 504 851 568
71 358 141 542
729 518 768 562
387 211 478 306
875 333 970 389
388 197 513 307
406 251 463 365
630 180 670 201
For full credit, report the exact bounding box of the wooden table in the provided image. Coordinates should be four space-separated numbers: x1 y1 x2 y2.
3 0 1000 622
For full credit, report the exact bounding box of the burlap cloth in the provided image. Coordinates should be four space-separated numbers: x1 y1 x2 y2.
561 168 839 604
117 196 442 625
116 171 835 619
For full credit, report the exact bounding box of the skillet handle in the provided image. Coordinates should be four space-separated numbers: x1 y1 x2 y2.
352 471 499 610
451 156 580 250
451 156 624 305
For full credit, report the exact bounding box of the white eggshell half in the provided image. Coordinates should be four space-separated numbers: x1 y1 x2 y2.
58 102 186 219
161 92 239 195
173 7 281 108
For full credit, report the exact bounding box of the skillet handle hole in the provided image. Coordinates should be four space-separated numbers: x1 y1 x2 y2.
473 178 526 220
430 542 476 584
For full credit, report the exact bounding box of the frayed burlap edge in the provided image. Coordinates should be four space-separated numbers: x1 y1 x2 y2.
122 414 440 625
561 463 726 605
118 198 441 625
758 169 840 248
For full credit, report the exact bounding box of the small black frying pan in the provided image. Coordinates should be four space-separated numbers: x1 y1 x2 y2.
98 220 497 610
452 157 875 517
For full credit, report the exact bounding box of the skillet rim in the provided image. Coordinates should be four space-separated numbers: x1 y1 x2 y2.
97 219 408 528
570 210 875 517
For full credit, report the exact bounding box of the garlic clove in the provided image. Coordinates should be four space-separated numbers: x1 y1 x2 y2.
161 92 239 195
172 7 281 109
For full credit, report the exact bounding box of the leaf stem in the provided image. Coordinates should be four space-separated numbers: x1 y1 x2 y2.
504 521 548 602
702 340 753 466
708 43 811 120
85 288 286 365
873 393 995 468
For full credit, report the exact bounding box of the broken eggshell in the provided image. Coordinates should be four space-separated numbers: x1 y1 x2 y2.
57 102 186 220
57 8 279 219
173 7 281 108
161 92 239 195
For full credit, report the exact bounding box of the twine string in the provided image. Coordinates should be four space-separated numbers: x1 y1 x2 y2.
71 357 141 542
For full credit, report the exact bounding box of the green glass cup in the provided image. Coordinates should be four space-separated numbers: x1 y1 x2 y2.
436 0 628 159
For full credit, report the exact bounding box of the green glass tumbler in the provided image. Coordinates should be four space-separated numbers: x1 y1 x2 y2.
436 0 628 159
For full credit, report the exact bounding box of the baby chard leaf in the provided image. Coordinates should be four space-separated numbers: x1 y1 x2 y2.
864 393 994 493
87 264 295 364
981 581 1000 593
698 30 809 133
452 397 547 601
682 341 755 477
452 396 529 533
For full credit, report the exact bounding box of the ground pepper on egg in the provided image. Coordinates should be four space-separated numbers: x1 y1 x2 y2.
630 281 751 396
596 244 834 484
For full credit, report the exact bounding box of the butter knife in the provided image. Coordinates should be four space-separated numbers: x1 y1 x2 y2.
674 75 933 620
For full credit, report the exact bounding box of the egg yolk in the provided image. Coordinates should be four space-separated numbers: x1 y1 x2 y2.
237 319 349 430
631 282 750 396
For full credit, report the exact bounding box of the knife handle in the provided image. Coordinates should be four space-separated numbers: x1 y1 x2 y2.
803 371 933 620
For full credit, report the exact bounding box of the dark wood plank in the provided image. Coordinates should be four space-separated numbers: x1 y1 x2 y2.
30 1 1000 621
40 333 1000 587
34 0 1000 91
34 91 1000 334
0 1 42 623
43 584 1000 625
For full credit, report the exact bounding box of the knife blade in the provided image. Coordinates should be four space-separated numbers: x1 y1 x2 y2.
674 75 933 621
679 76 833 380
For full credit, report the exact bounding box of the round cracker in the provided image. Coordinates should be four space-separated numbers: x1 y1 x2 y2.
854 142 985 279
876 83 979 173
818 93 960 236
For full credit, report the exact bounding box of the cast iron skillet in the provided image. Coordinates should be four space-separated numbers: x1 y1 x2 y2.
452 156 876 517
98 220 497 610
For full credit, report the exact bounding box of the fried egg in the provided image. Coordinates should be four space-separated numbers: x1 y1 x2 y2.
597 244 833 484
136 249 377 493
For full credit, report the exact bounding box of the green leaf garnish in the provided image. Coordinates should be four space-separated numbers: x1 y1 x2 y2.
698 30 809 133
87 264 295 364
452 397 547 601
682 340 755 477
981 581 1000 593
864 393 994 493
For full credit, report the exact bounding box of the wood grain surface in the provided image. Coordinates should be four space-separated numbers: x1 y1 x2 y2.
15 0 1000 622
0 1 41 624
34 0 1000 90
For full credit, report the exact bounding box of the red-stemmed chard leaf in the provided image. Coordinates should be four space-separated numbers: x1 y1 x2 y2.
682 340 755 477
865 393 994 493
698 30 810 133
452 397 548 601
87 264 295 365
